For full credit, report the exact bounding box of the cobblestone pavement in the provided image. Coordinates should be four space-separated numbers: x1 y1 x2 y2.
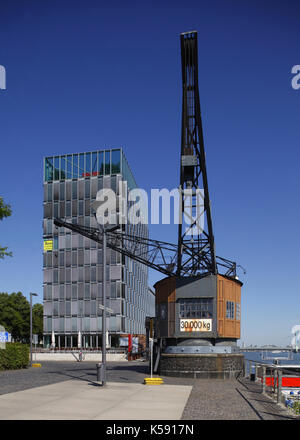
181 377 298 420
0 361 298 420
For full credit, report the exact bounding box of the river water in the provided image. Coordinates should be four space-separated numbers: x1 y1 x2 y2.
241 350 300 374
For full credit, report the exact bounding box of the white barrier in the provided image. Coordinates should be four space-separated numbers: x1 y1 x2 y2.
32 352 128 362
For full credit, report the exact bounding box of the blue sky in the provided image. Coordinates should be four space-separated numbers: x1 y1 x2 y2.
0 0 299 346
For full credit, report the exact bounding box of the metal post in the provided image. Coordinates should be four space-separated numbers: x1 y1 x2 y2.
150 338 153 378
277 370 282 404
262 366 266 394
102 229 107 386
30 294 32 367
274 369 278 395
29 293 37 367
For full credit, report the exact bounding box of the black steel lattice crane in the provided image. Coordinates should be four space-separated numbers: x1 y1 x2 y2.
54 31 244 280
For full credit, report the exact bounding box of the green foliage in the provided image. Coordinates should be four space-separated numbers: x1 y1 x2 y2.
0 196 12 259
32 303 43 342
0 197 12 220
0 292 43 342
0 343 29 370
293 401 300 415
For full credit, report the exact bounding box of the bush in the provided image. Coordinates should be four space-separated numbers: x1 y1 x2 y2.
0 343 29 370
293 401 300 415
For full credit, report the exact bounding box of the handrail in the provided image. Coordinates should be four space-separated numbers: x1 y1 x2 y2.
244 358 300 407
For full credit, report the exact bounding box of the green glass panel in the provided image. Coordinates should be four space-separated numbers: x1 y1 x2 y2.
111 149 120 174
92 152 97 174
66 155 72 179
98 151 104 175
121 151 137 189
85 153 91 175
79 153 85 177
45 158 53 181
60 156 66 180
73 154 79 179
54 156 60 180
104 150 110 175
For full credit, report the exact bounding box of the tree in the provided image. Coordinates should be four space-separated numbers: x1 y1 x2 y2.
0 292 43 342
32 303 43 342
0 197 12 259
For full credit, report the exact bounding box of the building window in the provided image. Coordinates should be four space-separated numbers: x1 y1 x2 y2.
179 298 213 319
226 301 235 319
111 150 121 174
236 302 241 320
104 150 110 174
79 154 84 176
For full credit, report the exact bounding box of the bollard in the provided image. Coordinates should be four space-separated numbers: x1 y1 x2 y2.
255 364 258 381
96 362 105 383
250 363 256 381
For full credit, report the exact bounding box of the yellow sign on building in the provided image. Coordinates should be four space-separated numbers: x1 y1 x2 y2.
43 240 53 251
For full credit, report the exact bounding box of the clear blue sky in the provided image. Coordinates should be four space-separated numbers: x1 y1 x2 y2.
0 0 299 346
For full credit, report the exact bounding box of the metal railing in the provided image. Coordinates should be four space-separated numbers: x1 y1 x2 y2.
244 359 300 407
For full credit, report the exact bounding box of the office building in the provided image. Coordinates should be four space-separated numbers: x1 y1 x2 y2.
43 148 154 349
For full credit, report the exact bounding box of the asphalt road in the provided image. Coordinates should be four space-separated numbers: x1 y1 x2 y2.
0 360 194 396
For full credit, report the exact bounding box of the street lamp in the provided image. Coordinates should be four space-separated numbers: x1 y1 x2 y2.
100 225 118 385
98 304 114 363
30 292 38 367
92 200 118 386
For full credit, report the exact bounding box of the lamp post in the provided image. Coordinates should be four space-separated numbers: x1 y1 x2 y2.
100 226 118 385
30 292 38 367
102 229 107 385
92 200 118 386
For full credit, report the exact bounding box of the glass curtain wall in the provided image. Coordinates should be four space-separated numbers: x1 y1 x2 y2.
43 149 152 349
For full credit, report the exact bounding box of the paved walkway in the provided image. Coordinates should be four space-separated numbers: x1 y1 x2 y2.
0 361 298 420
0 380 192 420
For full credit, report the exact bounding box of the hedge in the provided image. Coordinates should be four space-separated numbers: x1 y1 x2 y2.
0 343 29 370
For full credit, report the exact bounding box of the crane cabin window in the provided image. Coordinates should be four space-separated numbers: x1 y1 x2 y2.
179 298 213 319
226 301 235 319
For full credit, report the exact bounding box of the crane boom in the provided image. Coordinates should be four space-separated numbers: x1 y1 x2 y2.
53 218 238 278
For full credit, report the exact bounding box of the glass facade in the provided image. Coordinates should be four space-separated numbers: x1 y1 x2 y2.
44 149 135 189
43 148 154 349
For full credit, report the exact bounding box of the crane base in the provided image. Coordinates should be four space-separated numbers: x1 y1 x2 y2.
158 353 244 379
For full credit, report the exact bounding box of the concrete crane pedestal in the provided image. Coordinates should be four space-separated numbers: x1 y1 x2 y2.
158 353 244 379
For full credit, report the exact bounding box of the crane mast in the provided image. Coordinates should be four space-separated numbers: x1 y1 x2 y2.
177 31 216 276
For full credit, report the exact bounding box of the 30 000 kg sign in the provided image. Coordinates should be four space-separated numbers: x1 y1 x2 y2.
180 318 212 332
